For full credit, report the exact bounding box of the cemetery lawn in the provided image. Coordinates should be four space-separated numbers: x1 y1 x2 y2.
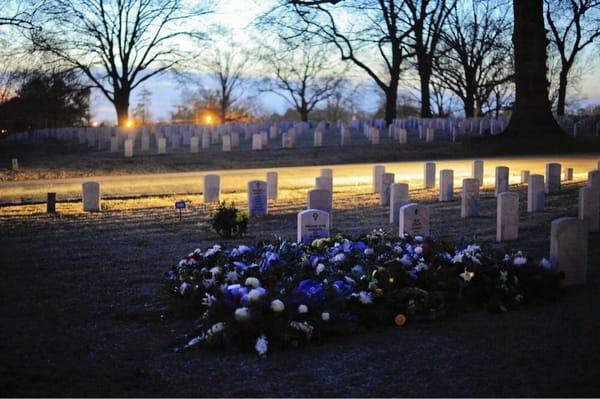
2 134 600 181
1 180 599 397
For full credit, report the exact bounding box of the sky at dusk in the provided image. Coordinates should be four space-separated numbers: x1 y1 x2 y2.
90 0 600 124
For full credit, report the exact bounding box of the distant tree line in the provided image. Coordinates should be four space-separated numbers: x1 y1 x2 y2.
0 0 597 137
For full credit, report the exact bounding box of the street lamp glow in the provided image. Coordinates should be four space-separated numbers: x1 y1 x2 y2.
205 114 214 125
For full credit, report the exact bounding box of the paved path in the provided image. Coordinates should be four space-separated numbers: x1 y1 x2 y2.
1 154 598 204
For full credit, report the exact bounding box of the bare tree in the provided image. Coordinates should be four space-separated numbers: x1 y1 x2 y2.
30 0 214 126
0 1 37 28
400 0 456 118
434 0 513 117
202 48 249 123
267 0 413 125
545 0 600 116
260 42 343 122
503 0 563 137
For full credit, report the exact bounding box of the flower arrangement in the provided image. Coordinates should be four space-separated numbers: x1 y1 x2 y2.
163 231 563 357
210 202 248 238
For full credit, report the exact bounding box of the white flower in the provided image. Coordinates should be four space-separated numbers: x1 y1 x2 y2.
364 247 374 256
354 291 373 304
499 271 508 283
414 246 423 255
270 299 285 312
248 288 263 302
209 266 221 277
178 259 188 267
179 282 191 295
255 334 268 357
206 322 225 339
333 253 346 263
540 258 553 269
234 307 250 321
193 248 202 255
245 277 261 288
451 253 464 264
399 254 413 266
460 268 475 282
415 262 428 272
513 256 527 266
185 335 203 348
225 270 238 283
201 293 217 307
237 245 250 254
316 263 326 275
321 312 330 321
298 304 308 314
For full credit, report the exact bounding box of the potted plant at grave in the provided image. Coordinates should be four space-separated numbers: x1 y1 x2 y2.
211 201 248 238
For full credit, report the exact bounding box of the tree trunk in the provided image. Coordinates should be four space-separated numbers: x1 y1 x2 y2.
503 0 563 137
418 64 433 118
464 93 475 118
114 90 130 127
556 69 568 116
384 86 398 126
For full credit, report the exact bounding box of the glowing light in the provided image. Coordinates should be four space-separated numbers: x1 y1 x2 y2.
125 119 135 128
205 114 214 125
91 121 99 127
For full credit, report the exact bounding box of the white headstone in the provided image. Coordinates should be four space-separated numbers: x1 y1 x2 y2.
424 162 436 189
563 168 573 181
380 173 395 206
398 128 407 144
578 185 599 232
124 138 133 158
461 178 479 218
527 174 545 213
247 180 268 217
588 170 600 188
372 165 386 193
110 137 119 153
320 168 333 179
190 136 199 153
494 166 509 196
297 209 330 243
82 181 101 212
252 134 262 150
157 137 166 154
203 175 220 203
313 130 323 147
399 203 430 237
11 158 18 171
201 133 210 150
266 171 278 201
316 176 333 192
425 127 434 143
497 191 519 242
390 183 409 223
222 135 232 152
545 163 561 194
439 169 454 202
370 128 380 144
141 134 150 152
521 170 530 185
307 188 332 214
550 217 588 286
472 160 484 186
231 132 240 147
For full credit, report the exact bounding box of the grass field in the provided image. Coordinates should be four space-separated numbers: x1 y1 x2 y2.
1 177 599 396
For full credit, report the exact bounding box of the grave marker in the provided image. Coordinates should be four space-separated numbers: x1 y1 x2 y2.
203 175 220 203
461 178 479 217
545 163 561 194
380 173 395 206
266 171 278 201
390 183 409 223
439 169 454 202
82 181 101 212
550 217 588 286
297 209 330 243
496 191 519 242
424 162 436 189
527 174 545 212
399 203 430 237
247 180 268 217
495 166 509 196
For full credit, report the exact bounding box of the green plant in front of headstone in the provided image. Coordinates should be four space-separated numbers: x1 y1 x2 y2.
211 201 248 238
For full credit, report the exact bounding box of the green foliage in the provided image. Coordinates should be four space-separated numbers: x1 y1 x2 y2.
210 201 248 238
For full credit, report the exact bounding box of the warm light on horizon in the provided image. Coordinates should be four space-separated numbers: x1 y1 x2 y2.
125 119 135 128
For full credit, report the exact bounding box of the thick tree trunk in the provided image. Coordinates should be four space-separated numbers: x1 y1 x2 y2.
418 64 433 118
556 69 568 116
503 0 563 137
114 90 130 127
299 107 309 122
384 88 398 127
464 93 475 118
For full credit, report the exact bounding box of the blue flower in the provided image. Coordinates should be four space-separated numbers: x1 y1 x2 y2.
332 280 354 297
351 241 367 252
289 279 327 306
233 261 248 270
261 251 279 271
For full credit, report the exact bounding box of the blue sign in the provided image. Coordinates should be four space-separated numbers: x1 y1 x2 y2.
175 201 186 209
